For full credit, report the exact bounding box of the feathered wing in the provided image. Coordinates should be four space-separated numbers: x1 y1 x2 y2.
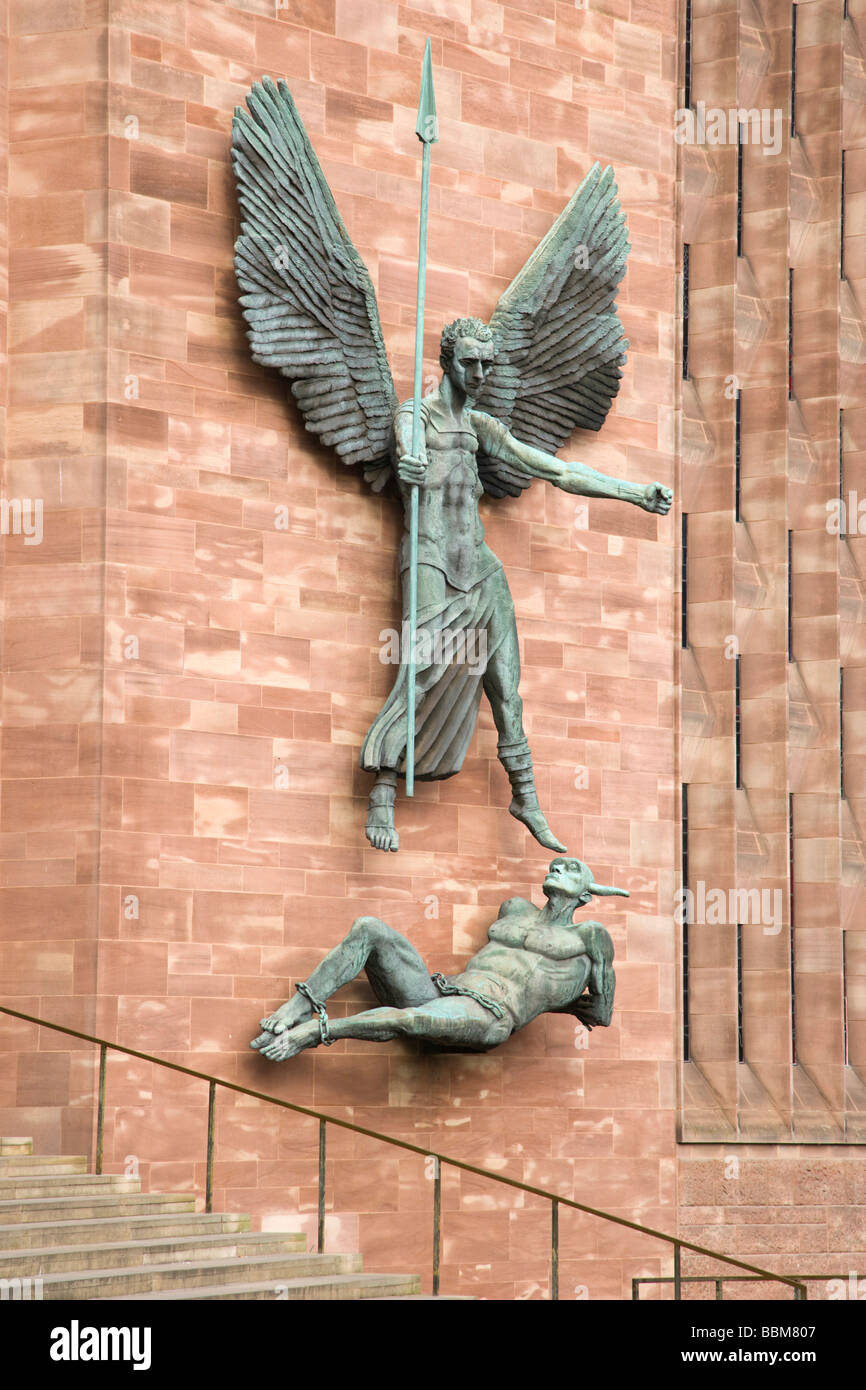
232 78 397 488
476 162 630 499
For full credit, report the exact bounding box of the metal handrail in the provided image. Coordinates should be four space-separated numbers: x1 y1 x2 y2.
0 1004 807 1300
634 1274 857 1301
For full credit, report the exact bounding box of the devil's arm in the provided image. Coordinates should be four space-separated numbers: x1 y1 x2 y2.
473 412 664 508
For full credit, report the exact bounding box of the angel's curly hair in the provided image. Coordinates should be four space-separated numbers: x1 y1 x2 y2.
440 316 496 369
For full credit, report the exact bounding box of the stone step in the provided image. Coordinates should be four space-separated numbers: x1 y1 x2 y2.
0 1231 311 1279
0 1143 428 1301
0 1137 33 1157
0 1174 140 1200
35 1252 366 1300
0 1155 87 1177
0 1211 256 1251
100 1272 423 1301
0 1194 197 1226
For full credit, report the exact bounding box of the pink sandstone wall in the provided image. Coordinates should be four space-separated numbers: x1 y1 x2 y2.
0 1 6 933
0 0 7 1135
0 0 108 1157
1 0 863 1301
678 0 866 1293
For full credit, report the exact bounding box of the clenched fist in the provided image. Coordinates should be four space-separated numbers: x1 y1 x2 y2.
397 453 426 486
640 482 673 516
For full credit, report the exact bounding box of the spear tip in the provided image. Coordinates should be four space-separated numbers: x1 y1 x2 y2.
415 37 438 144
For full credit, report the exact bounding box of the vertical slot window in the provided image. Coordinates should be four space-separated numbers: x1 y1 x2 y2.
682 244 690 380
791 5 798 138
788 530 794 662
682 783 690 1063
736 124 744 258
737 924 745 1063
843 931 849 1067
735 391 742 523
685 0 693 110
841 666 845 801
839 409 845 538
788 268 794 400
681 514 688 648
735 654 742 790
789 792 797 1064
841 148 846 280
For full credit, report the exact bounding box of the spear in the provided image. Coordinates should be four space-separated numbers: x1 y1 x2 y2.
405 39 438 798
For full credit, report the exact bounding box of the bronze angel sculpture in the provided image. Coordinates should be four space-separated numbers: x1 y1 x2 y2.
232 78 672 855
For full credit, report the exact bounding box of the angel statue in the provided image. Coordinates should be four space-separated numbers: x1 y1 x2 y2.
232 78 672 855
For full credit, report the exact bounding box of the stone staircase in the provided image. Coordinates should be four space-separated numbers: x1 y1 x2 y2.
0 1137 425 1301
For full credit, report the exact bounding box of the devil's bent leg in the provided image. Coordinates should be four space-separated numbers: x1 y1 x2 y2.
254 917 438 1043
302 917 437 1008
328 997 512 1048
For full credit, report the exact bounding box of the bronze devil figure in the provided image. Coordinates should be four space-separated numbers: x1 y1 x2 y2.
252 858 627 1060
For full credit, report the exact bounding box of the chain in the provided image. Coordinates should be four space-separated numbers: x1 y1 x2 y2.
430 973 505 1020
295 981 334 1046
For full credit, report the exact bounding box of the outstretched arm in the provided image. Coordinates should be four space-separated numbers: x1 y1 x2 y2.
475 414 672 516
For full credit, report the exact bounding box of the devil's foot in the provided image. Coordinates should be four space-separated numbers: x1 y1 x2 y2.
509 797 567 853
365 797 399 852
256 999 306 1036
251 1021 317 1061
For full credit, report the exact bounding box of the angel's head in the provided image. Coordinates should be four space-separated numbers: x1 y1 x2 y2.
440 317 496 400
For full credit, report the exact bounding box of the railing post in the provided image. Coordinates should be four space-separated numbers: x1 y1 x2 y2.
317 1119 327 1253
205 1080 216 1213
715 1279 723 1300
432 1156 441 1296
674 1243 682 1301
95 1043 107 1176
551 1199 559 1301
632 1278 640 1300
794 1283 808 1301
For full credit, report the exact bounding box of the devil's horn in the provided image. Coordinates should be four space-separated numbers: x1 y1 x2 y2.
588 881 630 898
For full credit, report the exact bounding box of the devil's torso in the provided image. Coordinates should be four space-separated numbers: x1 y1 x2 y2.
394 396 503 592
454 903 593 1027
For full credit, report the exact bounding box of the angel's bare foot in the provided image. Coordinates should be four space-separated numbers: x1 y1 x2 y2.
365 778 399 853
509 797 567 853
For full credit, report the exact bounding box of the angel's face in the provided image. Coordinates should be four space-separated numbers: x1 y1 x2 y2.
449 336 495 400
